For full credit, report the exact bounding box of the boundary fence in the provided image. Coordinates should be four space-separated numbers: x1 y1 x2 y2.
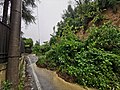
0 21 10 63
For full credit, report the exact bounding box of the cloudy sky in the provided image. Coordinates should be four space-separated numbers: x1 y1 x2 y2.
22 0 75 44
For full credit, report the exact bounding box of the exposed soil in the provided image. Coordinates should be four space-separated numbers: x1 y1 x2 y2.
76 29 89 41
76 5 120 40
36 62 47 68
103 5 120 27
57 71 76 83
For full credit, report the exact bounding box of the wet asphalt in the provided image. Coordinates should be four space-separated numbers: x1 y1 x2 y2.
26 54 56 90
26 54 96 90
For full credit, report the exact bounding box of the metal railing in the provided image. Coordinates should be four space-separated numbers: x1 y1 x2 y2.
0 21 10 63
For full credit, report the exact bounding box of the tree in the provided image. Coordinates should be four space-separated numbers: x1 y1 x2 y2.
0 0 37 89
22 0 36 24
6 0 37 89
0 0 37 24
7 0 22 89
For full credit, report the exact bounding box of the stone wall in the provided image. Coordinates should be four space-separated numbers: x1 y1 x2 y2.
0 63 7 87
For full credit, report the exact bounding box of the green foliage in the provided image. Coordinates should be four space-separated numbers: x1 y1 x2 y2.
56 0 120 37
46 33 83 68
33 41 50 55
18 58 25 90
2 80 11 90
74 48 120 90
86 23 120 55
33 0 120 89
22 0 36 24
32 41 41 55
35 23 120 90
56 0 105 35
33 41 51 66
23 38 33 53
23 38 33 48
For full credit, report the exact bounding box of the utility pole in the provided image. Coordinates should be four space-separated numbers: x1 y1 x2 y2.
7 0 22 89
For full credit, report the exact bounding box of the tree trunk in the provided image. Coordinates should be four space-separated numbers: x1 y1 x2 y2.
7 0 22 89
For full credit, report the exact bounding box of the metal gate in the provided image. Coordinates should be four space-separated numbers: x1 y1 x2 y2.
0 21 10 63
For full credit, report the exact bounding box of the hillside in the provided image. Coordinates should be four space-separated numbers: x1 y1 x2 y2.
77 4 120 40
33 1 120 90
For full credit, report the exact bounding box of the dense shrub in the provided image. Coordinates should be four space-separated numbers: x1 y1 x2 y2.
46 37 84 68
33 41 50 55
32 41 41 55
35 23 120 90
86 23 120 55
74 48 120 90
33 41 51 65
33 0 120 89
23 38 33 53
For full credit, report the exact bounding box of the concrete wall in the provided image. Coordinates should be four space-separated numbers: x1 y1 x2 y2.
0 63 6 87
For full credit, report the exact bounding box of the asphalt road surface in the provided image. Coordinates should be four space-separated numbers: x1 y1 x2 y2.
26 54 56 90
26 54 96 90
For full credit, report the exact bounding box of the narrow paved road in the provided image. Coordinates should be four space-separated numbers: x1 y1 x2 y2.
25 54 40 90
26 54 96 90
27 54 56 90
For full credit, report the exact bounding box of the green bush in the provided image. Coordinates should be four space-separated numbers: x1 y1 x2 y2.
46 37 84 68
86 23 120 55
74 47 120 90
35 23 120 90
32 0 120 89
23 38 33 53
33 41 50 56
2 80 11 90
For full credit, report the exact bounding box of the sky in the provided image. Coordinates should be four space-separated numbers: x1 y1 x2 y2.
22 0 75 44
